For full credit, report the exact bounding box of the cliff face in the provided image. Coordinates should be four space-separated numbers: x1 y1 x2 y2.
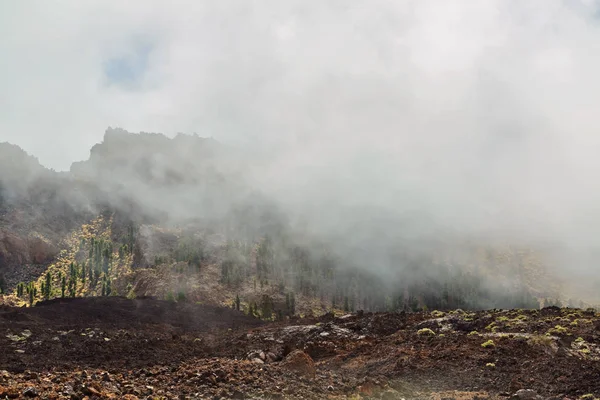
0 231 58 266
69 127 250 222
71 128 229 186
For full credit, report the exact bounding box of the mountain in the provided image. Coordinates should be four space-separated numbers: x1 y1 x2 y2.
0 128 590 313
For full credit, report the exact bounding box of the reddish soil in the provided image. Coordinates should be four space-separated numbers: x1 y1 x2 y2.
0 298 599 399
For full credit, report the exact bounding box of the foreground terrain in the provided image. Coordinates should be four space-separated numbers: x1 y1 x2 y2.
0 297 599 399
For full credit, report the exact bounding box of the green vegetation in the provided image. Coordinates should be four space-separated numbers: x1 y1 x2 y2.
528 335 555 348
548 325 568 335
2 209 569 319
417 328 436 336
481 340 495 348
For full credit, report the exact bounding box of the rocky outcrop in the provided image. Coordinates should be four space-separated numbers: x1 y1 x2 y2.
0 231 58 267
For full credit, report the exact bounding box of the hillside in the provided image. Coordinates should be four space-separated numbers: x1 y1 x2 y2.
0 129 591 316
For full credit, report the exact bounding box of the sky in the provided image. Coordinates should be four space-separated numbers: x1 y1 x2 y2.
3 1 600 281
1 0 599 171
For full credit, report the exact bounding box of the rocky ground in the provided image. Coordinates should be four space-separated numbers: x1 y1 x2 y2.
0 297 598 399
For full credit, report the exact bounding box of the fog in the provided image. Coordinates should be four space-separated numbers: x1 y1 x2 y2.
2 1 600 300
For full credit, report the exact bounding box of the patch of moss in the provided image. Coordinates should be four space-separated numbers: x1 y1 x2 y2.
481 340 495 348
497 316 510 322
468 331 480 336
431 310 445 318
548 325 568 335
575 337 585 343
417 328 436 336
485 362 496 368
485 322 496 331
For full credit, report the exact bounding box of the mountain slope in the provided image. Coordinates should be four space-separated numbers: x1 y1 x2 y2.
0 128 589 313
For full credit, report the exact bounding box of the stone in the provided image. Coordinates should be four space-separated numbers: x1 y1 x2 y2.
280 350 316 379
22 387 38 397
512 389 541 400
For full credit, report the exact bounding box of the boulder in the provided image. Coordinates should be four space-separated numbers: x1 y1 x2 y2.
280 350 315 379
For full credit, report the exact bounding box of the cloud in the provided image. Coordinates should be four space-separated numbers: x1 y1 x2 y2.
3 1 600 291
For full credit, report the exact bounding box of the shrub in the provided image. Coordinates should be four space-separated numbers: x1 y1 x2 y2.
528 334 555 348
481 340 495 348
468 331 480 336
485 363 496 368
548 325 568 335
575 337 585 343
431 310 445 318
417 328 436 336
165 291 176 302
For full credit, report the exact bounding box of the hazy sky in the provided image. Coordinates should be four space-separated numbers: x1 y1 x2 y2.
3 1 600 247
1 1 599 169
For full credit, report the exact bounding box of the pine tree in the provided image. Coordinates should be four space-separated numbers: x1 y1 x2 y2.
45 271 51 300
68 276 76 297
289 292 296 315
235 294 241 311
61 276 66 298
16 282 24 297
285 293 290 314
